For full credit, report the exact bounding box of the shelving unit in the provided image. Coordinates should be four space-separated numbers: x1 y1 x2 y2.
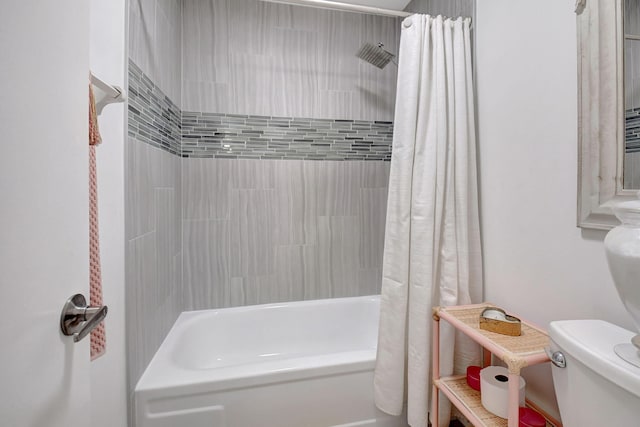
432 303 562 427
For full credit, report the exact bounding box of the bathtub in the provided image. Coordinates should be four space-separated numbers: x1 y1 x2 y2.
134 295 408 427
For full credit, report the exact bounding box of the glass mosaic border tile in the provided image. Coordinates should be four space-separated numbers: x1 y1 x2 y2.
128 59 393 161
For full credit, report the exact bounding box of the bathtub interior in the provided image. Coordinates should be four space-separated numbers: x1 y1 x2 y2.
170 296 381 370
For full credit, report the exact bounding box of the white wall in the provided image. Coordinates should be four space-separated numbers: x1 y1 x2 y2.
476 0 634 419
0 1 91 425
89 1 127 426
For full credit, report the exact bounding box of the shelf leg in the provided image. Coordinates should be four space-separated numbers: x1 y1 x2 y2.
431 313 440 427
431 382 439 427
507 372 520 427
482 347 491 368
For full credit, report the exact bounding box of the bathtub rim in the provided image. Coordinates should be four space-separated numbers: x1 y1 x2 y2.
134 294 381 396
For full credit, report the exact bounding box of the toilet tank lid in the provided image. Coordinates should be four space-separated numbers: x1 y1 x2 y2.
549 320 640 398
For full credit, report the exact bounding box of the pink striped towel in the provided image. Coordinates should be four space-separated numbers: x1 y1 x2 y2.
89 80 106 360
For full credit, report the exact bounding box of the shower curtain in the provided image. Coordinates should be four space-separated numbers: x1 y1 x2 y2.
374 15 482 427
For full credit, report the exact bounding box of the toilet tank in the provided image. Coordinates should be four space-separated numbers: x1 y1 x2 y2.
549 320 640 427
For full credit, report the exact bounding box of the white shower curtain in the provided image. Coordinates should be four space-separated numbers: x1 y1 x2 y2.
374 15 482 427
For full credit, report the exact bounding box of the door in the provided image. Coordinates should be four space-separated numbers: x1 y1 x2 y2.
0 1 92 425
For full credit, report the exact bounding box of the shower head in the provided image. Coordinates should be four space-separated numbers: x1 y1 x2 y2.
356 42 396 69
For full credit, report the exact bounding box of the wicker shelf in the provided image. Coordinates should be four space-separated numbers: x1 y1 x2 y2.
432 303 562 427
435 376 560 427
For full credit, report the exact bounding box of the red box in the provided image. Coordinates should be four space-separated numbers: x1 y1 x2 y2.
466 365 481 391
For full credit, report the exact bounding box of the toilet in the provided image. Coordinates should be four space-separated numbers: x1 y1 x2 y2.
548 195 640 425
549 319 640 426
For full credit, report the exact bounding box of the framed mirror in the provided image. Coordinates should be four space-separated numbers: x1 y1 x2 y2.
577 0 639 229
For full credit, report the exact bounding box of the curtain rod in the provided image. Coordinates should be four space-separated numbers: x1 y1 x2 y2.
259 0 412 18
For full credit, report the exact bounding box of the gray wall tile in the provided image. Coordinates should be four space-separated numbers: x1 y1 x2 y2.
229 188 277 278
360 187 389 269
125 138 182 402
319 215 361 297
182 0 400 121
403 0 474 17
126 233 154 392
183 219 230 310
126 137 156 239
240 275 277 306
301 244 331 299
129 0 182 104
127 0 182 403
230 159 276 189
625 151 640 188
155 189 180 305
128 0 155 83
273 245 306 301
357 268 384 296
181 159 391 310
182 158 230 220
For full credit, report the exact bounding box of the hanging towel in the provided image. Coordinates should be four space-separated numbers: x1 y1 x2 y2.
89 80 106 360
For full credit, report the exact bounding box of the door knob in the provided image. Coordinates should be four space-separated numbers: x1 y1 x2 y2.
60 294 108 342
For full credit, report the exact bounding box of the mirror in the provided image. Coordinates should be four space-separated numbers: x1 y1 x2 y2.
624 0 640 189
577 0 638 229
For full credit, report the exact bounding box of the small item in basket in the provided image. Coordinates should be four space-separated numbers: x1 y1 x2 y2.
480 307 522 336
519 407 546 427
466 365 481 391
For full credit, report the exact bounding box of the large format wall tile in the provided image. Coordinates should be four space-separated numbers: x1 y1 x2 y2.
404 0 474 17
183 219 230 310
129 0 182 104
230 159 276 189
182 157 231 220
125 220 182 395
125 138 182 402
126 137 156 239
360 187 389 269
182 0 401 121
625 151 640 189
229 188 277 278
125 232 157 393
127 0 182 404
182 158 391 310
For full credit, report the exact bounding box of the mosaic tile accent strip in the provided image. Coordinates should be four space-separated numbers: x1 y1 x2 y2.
127 58 394 160
128 60 181 155
627 108 640 153
181 112 394 161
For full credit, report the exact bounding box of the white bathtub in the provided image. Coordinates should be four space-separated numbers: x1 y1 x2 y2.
134 295 408 427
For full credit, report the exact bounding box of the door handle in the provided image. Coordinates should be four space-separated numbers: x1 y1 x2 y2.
60 294 108 342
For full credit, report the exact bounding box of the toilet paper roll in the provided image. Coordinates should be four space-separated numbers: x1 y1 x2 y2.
480 366 525 419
